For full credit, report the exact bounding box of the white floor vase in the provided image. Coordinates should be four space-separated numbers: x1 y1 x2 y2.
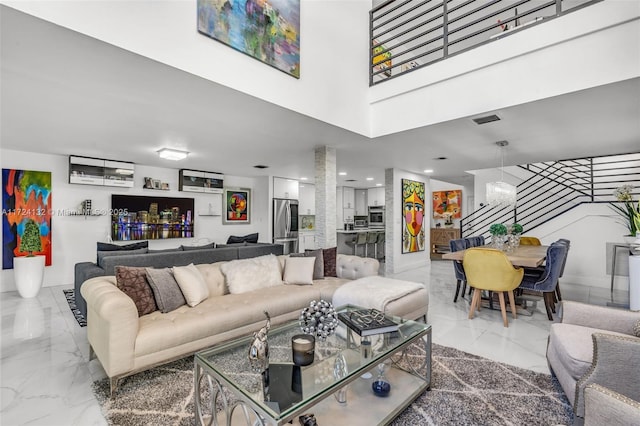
14 255 45 298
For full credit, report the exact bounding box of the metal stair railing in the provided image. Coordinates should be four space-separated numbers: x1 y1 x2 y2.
461 153 640 239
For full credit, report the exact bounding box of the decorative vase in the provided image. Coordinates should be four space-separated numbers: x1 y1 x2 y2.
248 311 270 373
14 255 45 298
491 235 506 251
372 361 391 397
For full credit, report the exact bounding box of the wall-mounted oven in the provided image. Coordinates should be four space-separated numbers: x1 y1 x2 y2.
368 207 385 228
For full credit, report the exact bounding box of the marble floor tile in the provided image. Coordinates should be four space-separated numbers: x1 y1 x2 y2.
0 260 630 424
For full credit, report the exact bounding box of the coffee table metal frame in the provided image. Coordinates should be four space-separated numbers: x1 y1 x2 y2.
194 305 431 426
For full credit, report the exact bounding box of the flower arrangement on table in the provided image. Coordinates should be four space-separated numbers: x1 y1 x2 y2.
509 223 523 235
610 185 640 239
489 223 508 236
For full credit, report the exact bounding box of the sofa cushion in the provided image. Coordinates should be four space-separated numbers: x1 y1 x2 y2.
221 254 283 294
304 249 324 279
148 247 183 253
226 233 259 244
97 241 149 252
115 266 157 316
283 256 315 285
145 267 186 313
323 247 338 277
549 323 630 380
195 262 228 297
181 242 216 251
97 248 148 268
173 263 209 307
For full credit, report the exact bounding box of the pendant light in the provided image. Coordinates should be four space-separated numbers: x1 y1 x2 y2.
486 141 517 207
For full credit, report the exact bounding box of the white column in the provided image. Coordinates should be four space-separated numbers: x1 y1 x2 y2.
315 146 337 248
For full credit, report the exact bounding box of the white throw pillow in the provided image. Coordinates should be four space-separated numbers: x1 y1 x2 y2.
283 256 316 285
172 263 210 307
221 254 283 294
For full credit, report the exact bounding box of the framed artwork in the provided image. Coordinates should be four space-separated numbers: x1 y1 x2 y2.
372 39 392 77
402 178 425 254
2 169 52 269
432 190 462 219
197 0 300 78
223 188 251 224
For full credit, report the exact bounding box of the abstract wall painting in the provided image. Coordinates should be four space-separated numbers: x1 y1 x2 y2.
402 178 425 254
223 188 251 224
432 190 462 219
197 0 301 78
2 169 52 269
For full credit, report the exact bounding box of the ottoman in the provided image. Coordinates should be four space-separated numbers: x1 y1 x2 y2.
332 276 428 322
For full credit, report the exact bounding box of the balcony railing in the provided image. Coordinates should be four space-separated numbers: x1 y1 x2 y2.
369 0 602 85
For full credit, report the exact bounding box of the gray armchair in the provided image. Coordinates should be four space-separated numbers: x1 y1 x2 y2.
547 301 640 419
584 384 640 426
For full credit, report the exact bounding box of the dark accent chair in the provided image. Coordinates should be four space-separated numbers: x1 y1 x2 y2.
449 238 469 302
518 242 568 320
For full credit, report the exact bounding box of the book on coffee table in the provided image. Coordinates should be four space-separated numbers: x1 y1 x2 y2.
338 309 399 336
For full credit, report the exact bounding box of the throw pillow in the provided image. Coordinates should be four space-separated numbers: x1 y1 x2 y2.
148 247 183 253
634 319 640 337
97 247 148 268
323 247 338 277
96 241 148 262
181 242 216 251
283 256 315 285
145 267 186 313
304 249 325 280
226 233 259 244
114 266 157 317
220 254 283 294
172 263 210 307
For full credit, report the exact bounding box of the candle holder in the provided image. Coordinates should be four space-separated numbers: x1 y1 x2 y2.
292 334 315 366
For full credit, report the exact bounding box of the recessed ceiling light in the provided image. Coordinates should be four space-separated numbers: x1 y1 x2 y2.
300 177 308 180
366 177 374 181
253 165 269 169
423 169 434 173
433 157 448 161
157 148 189 161
338 172 347 176
376 183 382 187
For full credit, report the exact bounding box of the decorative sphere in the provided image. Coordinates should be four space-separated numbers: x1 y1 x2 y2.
372 380 391 397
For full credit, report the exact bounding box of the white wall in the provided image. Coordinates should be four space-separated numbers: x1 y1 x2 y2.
370 1 640 136
2 0 372 136
0 149 270 291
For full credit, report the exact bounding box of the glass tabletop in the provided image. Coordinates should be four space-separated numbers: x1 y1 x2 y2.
195 304 430 421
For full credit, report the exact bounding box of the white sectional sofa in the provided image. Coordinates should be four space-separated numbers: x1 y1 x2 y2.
81 253 428 395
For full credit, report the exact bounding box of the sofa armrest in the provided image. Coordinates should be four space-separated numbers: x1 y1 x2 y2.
80 276 139 378
336 254 379 280
575 333 640 417
561 301 640 335
585 384 640 426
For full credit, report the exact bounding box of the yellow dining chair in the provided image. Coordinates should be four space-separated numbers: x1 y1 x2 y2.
520 236 542 246
463 248 524 327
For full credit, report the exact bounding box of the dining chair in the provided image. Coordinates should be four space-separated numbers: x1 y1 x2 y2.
345 232 367 257
365 231 378 257
520 236 542 246
375 231 385 259
463 248 524 327
449 238 469 303
518 242 568 320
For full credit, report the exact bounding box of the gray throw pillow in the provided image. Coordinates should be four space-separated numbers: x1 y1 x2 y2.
148 247 183 253
145 267 186 313
181 242 216 251
304 249 325 280
97 247 148 268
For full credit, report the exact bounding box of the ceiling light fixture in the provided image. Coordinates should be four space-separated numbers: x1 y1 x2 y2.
423 169 433 173
486 141 517 208
366 177 374 181
338 172 347 176
376 183 382 187
300 177 308 181
157 148 189 161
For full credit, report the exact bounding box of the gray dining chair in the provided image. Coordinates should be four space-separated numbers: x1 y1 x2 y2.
449 238 470 302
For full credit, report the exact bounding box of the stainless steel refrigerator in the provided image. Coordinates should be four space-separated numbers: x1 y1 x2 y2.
273 198 299 254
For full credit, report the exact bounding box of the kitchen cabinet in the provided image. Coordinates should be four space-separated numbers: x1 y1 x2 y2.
299 233 316 252
179 169 224 194
430 227 460 260
343 187 355 209
299 183 315 215
343 208 355 224
368 187 385 207
274 177 299 199
355 189 368 215
69 156 134 187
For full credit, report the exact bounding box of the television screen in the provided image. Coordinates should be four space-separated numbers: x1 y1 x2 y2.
111 194 194 241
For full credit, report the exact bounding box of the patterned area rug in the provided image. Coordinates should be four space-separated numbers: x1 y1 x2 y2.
63 289 87 327
92 343 574 425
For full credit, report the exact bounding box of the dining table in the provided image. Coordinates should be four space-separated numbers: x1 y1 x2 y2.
441 244 548 268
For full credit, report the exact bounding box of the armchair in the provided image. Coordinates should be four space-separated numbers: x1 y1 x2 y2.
547 301 640 419
584 384 640 426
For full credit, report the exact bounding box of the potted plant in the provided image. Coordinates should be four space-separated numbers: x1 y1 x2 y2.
489 223 508 250
610 185 640 243
14 219 46 298
508 223 524 249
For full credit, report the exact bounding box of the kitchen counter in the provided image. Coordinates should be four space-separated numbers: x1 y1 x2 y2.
336 228 383 234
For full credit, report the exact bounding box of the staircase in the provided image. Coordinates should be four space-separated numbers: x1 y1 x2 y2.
461 153 640 239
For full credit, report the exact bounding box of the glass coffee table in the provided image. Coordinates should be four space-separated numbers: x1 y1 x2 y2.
194 305 431 425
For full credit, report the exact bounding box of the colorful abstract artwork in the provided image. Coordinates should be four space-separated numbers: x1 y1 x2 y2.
432 190 462 219
2 169 52 269
223 188 251 224
372 39 392 77
402 179 425 254
197 0 300 78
